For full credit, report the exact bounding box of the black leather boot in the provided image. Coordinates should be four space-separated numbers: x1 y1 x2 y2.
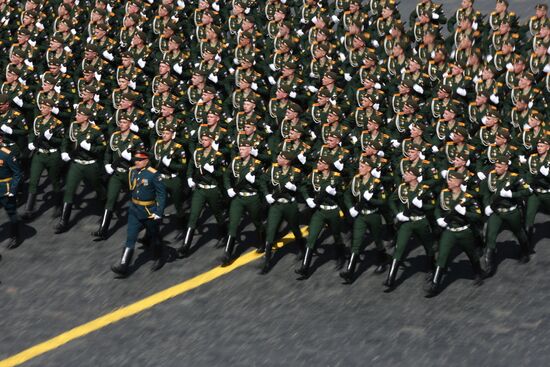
518 239 530 264
374 249 390 274
471 260 486 286
295 237 306 261
111 248 134 276
425 254 436 282
260 242 272 274
21 193 36 220
51 192 63 218
483 247 495 275
91 209 113 240
526 225 534 252
221 236 236 267
383 259 399 289
215 222 227 248
150 241 165 272
295 247 313 279
54 202 72 234
177 227 194 258
6 222 21 249
425 266 443 298
339 253 358 284
334 243 346 270
256 227 266 252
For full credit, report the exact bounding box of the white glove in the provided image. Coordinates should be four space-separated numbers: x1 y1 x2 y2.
338 53 346 62
44 129 53 140
212 141 219 151
203 163 214 173
460 184 467 192
297 153 306 164
268 76 276 85
544 64 550 73
374 82 382 89
137 58 146 68
251 82 258 90
80 140 91 151
490 94 500 105
121 149 132 161
371 168 381 178
130 123 139 133
51 107 59 115
151 214 161 220
128 80 136 90
162 156 172 167
94 94 100 102
377 151 385 157
396 212 410 222
477 172 486 181
499 188 512 198
289 91 297 98
105 164 114 174
94 72 101 81
102 50 114 61
373 103 380 110
344 73 352 81
177 0 185 7
334 159 344 171
432 12 440 20
454 204 467 216
519 155 527 164
269 63 277 71
173 63 183 74
540 166 550 176
363 191 373 201
227 188 236 198
325 185 337 196
413 84 424 94
349 207 359 218
372 39 380 48
28 142 35 151
431 145 439 153
1 124 12 134
306 197 316 208
208 74 218 83
391 139 400 148
437 218 447 228
331 15 340 23
307 85 318 93
53 84 61 93
265 194 275 204
456 87 467 96
265 125 273 134
61 152 71 161
71 28 77 35
250 147 258 157
412 197 423 208
187 178 196 189
13 96 23 107
284 181 297 191
484 206 493 217
24 59 34 68
418 152 426 160
310 131 316 140
417 176 423 183
147 120 155 129
441 170 448 179
229 67 235 74
212 2 220 11
486 55 493 62
60 64 67 73
245 172 255 183
297 29 304 37
300 18 307 24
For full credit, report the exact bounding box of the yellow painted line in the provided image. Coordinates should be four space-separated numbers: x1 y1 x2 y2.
0 227 309 367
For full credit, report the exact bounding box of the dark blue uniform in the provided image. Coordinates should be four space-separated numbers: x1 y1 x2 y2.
125 165 166 250
0 146 22 222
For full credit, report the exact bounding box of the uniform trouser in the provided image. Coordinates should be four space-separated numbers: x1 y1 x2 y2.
525 193 550 228
163 176 184 217
0 195 18 222
485 209 528 249
28 152 62 194
228 195 264 237
125 203 159 250
63 162 106 203
436 228 479 268
351 213 384 254
105 171 128 210
186 187 225 229
265 201 302 244
306 208 343 249
393 218 434 261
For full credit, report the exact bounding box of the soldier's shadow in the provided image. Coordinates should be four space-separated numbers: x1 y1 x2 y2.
0 222 37 249
493 239 525 273
348 249 379 282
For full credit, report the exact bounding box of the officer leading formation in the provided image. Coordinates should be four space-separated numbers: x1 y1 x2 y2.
0 0 548 297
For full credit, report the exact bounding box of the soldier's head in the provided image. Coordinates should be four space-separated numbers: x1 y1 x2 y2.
158 61 171 76
289 125 303 140
495 127 510 146
392 42 405 57
451 126 468 143
277 151 295 167
39 99 54 116
201 86 217 103
326 134 341 148
200 131 214 148
453 151 469 168
528 110 543 128
518 73 533 89
94 23 109 39
322 71 337 87
484 109 500 126
447 170 465 190
398 79 413 95
118 75 130 90
327 107 341 123
133 150 150 169
381 4 394 19
367 115 382 132
121 52 134 67
407 144 422 160
365 141 382 156
48 61 62 75
317 88 331 104
0 94 10 113
82 85 97 102
238 140 252 158
238 75 252 90
191 70 206 85
42 74 56 92
461 0 473 9
17 28 31 44
403 167 421 184
410 122 424 138
275 85 290 100
475 91 489 106
317 156 332 172
443 104 458 122
494 156 509 175
437 85 451 99
6 67 21 83
131 31 146 47
84 44 99 60
118 116 132 133
206 109 221 126
162 126 176 143
161 100 176 117
358 158 373 176
537 138 549 155
243 97 257 113
285 103 301 120
536 4 548 17
243 121 256 135
495 0 508 13
498 20 511 35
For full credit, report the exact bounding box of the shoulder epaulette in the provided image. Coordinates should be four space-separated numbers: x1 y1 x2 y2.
92 124 101 130
272 163 278 167
422 160 430 164
1 147 11 154
293 168 301 173
334 172 341 177
422 185 430 189
465 193 473 198
215 151 222 155
113 131 121 135
511 172 518 176
374 178 381 183
443 188 449 192
147 167 157 173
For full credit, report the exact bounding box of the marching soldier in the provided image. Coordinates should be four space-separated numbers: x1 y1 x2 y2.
259 151 305 274
92 116 144 240
0 131 22 249
111 149 166 277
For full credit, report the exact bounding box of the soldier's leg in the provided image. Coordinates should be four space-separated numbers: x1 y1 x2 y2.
284 202 303 240
524 194 540 230
168 177 184 218
365 213 390 273
435 230 456 269
85 164 106 202
325 209 345 269
265 204 284 245
186 189 207 230
503 210 530 262
105 174 124 211
227 197 245 238
484 213 503 274
245 196 264 247
112 207 142 276
351 215 367 254
305 210 326 250
63 163 84 204
205 188 226 226
27 154 46 195
46 153 63 193
392 222 414 261
2 195 21 249
414 219 435 258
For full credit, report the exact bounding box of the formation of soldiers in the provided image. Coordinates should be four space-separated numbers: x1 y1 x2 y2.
0 0 548 297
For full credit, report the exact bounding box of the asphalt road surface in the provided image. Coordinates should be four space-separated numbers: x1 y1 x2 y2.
1 1 549 366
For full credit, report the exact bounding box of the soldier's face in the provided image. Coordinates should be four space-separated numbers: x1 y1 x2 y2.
410 127 422 137
461 0 471 8
6 72 17 83
244 125 255 135
162 130 173 142
513 62 524 74
119 120 131 132
327 137 339 148
404 172 417 183
206 114 219 125
239 146 251 158
277 155 289 166
122 57 132 67
408 149 420 160
367 121 378 132
76 113 88 123
447 177 462 190
191 74 202 85
398 84 410 94
535 8 546 18
201 137 212 148
17 34 29 44
528 117 540 128
443 110 455 121
239 80 250 89
485 116 498 126
120 99 132 109
159 63 170 74
289 130 300 140
382 8 392 18
475 95 487 105
317 161 328 171
43 82 54 92
518 78 530 89
118 79 129 89
276 89 287 99
0 102 9 113
495 136 507 146
495 2 506 13
495 162 508 175
134 158 148 169
537 143 549 155
453 157 466 168
451 133 464 143
499 23 510 34
161 106 174 117
243 101 255 113
358 163 371 176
